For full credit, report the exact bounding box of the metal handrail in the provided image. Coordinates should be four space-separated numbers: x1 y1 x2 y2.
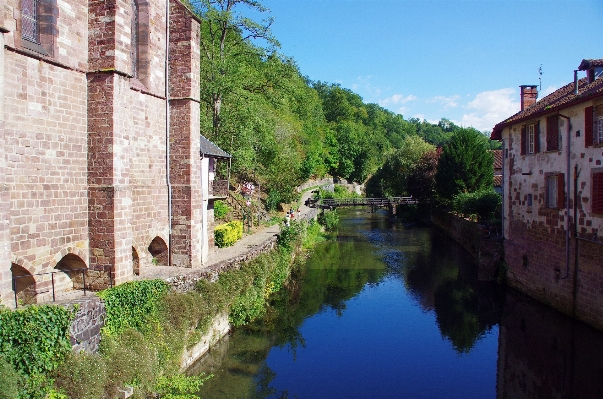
11 265 114 308
317 197 418 207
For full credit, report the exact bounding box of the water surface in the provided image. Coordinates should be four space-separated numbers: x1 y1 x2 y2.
192 208 603 399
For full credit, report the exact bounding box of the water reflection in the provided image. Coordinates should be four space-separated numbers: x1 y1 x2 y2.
192 209 603 399
497 289 603 399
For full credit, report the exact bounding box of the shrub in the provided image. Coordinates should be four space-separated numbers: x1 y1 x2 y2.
213 200 230 220
266 189 281 211
214 221 243 248
53 353 106 399
452 189 501 223
318 209 339 231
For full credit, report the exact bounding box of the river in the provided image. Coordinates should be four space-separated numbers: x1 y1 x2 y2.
191 208 603 399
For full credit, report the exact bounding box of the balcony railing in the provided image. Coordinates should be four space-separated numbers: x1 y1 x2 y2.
210 179 228 198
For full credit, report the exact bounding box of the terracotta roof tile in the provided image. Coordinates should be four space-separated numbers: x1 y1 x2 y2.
491 150 502 169
494 175 502 187
491 76 603 140
578 59 603 70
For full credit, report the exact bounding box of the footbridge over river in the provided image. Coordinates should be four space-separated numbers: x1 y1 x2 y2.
312 197 418 214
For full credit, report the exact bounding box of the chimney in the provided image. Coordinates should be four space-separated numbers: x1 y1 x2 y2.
520 85 538 111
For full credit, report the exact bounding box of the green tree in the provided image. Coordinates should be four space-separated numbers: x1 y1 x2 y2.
407 150 439 204
192 0 278 136
435 128 494 202
366 135 435 197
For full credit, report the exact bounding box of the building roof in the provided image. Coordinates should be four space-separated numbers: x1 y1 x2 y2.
200 135 231 159
494 175 502 187
578 59 603 70
491 60 603 140
491 150 502 170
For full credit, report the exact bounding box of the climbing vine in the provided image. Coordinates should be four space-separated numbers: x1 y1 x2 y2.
97 279 169 336
0 305 75 376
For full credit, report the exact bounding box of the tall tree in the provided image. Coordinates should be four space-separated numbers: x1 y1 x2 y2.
435 128 494 201
192 0 278 136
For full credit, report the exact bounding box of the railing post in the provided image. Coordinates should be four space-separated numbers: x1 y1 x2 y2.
82 270 87 296
51 273 55 302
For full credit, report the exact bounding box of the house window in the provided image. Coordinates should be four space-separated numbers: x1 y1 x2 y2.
546 115 559 151
528 124 535 154
546 173 565 209
593 172 603 215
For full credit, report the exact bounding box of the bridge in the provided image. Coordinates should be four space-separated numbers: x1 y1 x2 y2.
312 196 418 209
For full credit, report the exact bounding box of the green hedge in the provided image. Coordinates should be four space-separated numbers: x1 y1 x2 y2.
214 221 243 248
452 189 501 223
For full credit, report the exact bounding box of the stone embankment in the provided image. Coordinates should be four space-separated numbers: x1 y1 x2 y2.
63 190 319 365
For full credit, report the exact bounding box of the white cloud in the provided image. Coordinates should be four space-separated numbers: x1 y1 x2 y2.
459 88 520 132
378 94 417 107
427 95 460 110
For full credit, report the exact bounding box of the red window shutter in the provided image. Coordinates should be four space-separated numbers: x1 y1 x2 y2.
585 106 593 147
547 115 559 151
557 173 565 209
593 172 603 214
534 121 540 153
520 125 526 155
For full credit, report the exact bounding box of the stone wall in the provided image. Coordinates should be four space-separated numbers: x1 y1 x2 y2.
68 296 105 354
431 210 503 281
505 219 603 330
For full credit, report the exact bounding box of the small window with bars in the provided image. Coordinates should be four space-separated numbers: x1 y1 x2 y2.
21 0 39 43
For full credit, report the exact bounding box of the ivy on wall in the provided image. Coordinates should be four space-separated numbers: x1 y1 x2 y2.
0 305 75 376
97 279 169 336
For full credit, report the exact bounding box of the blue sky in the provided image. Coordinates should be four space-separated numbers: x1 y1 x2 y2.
250 0 602 132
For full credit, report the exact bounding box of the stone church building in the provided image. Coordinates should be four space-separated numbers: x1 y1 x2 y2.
0 0 227 307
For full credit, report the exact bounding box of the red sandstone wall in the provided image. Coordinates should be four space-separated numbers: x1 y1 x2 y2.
3 0 90 300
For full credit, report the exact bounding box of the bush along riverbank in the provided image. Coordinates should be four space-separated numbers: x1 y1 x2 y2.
0 219 325 399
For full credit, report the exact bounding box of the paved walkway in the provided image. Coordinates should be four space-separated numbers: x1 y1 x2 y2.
135 189 317 282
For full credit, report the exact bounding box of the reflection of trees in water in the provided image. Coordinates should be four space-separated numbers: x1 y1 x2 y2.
399 227 502 354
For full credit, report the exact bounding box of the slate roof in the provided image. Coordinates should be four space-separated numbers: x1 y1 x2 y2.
491 59 603 140
200 135 231 159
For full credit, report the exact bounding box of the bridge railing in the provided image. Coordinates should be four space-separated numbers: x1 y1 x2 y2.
316 197 417 207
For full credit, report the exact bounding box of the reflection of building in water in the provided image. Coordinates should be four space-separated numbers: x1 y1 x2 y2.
497 289 603 399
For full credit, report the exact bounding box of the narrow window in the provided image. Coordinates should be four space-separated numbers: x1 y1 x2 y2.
528 124 535 154
131 0 139 78
547 175 558 208
527 194 533 207
21 0 39 43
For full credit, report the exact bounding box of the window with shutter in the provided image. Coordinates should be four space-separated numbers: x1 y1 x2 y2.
593 172 603 215
520 125 526 155
547 115 559 151
585 106 594 147
547 175 558 208
597 106 603 145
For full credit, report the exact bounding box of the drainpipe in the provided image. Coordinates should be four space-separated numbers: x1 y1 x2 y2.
165 0 172 266
574 70 579 95
559 113 571 279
